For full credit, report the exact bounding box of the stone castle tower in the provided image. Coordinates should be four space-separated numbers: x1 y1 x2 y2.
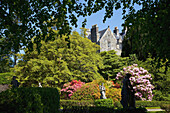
86 24 126 55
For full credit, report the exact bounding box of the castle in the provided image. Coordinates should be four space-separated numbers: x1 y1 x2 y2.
86 24 126 55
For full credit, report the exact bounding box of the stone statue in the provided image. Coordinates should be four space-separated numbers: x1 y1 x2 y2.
38 82 42 87
120 73 135 109
11 76 20 88
99 83 107 99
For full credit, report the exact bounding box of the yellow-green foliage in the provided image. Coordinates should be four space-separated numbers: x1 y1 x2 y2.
106 88 121 102
14 31 103 88
0 72 14 84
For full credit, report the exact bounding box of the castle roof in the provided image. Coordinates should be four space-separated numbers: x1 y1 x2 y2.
99 28 107 39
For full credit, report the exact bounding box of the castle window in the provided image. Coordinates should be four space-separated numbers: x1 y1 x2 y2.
117 44 119 49
108 42 111 48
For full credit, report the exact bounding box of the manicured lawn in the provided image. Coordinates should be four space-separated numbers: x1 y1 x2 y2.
147 111 165 113
146 107 161 109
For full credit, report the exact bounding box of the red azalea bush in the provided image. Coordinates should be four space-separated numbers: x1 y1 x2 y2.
60 80 85 99
106 81 120 88
71 80 101 100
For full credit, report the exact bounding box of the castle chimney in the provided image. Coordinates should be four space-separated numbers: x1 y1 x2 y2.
91 24 99 43
114 27 119 35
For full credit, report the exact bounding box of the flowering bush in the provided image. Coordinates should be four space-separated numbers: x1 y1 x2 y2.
116 64 154 101
60 80 85 99
71 80 121 102
106 81 120 88
106 88 121 102
71 80 101 100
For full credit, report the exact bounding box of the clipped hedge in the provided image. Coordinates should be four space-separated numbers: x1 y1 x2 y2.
61 100 170 108
136 101 170 107
160 104 170 112
60 100 155 113
114 101 170 108
0 87 60 113
60 100 94 108
94 98 114 108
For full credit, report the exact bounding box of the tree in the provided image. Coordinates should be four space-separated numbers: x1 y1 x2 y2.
99 50 129 80
14 31 103 88
122 0 170 71
80 27 88 38
1 0 169 72
1 0 162 53
137 56 170 101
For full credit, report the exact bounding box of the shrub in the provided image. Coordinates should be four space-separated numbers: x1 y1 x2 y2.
0 87 60 113
106 80 120 88
114 101 122 108
114 101 170 108
60 100 94 108
60 100 148 113
0 72 14 84
60 100 114 113
94 98 114 108
60 80 85 99
116 64 154 101
71 80 121 101
106 88 121 102
136 101 170 107
160 104 170 112
71 81 100 100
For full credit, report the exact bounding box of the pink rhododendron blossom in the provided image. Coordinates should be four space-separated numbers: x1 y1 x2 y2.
61 80 85 99
116 64 154 101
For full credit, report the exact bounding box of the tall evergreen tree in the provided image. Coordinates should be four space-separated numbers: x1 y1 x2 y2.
99 50 128 80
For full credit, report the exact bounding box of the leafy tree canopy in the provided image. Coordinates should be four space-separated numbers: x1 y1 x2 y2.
14 31 103 88
1 0 160 53
122 0 169 68
99 50 129 80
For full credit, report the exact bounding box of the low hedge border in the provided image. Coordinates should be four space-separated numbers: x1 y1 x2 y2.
60 100 95 108
61 100 170 108
114 101 170 108
61 106 147 113
94 98 114 108
136 101 170 107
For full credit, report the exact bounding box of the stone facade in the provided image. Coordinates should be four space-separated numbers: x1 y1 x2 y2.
87 24 126 56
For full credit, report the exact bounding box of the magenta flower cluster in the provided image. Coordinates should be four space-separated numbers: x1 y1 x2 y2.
61 80 85 99
116 64 154 101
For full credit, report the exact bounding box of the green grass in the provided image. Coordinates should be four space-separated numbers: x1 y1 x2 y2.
146 107 161 109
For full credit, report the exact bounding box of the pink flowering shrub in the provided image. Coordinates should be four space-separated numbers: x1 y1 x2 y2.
60 80 85 99
116 64 154 101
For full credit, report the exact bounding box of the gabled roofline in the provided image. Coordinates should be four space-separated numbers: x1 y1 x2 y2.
98 27 116 42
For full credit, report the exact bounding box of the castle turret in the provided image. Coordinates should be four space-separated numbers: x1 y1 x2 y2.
91 24 99 43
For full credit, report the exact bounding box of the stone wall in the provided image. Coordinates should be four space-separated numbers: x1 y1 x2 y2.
0 84 10 93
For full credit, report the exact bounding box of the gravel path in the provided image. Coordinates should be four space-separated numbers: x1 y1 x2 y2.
147 109 165 111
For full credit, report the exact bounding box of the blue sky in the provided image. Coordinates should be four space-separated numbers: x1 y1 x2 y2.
15 4 142 62
72 4 142 33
